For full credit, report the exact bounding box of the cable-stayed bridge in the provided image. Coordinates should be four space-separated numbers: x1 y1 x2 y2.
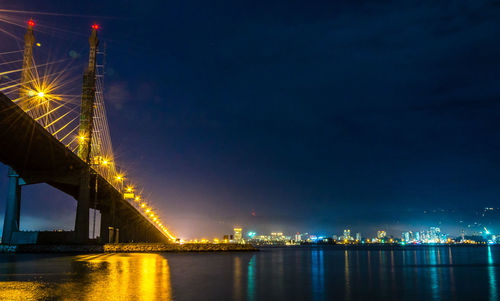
0 19 176 244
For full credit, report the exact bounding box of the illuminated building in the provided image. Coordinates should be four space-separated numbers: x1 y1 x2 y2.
355 233 361 241
402 231 413 243
343 229 351 240
251 232 290 246
377 231 386 239
295 233 302 241
429 227 440 243
397 227 451 244
234 227 242 242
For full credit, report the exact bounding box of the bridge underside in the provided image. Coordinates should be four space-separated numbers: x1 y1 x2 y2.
0 92 169 244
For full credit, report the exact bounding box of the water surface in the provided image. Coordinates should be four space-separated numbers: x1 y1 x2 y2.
0 246 498 300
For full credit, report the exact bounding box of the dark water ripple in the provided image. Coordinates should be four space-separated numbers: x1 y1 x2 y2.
0 246 498 301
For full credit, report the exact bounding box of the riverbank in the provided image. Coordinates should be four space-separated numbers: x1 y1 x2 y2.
0 243 258 253
259 243 490 248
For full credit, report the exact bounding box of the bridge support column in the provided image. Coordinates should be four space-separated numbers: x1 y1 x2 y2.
100 207 112 243
74 169 90 243
1 168 22 244
99 198 117 243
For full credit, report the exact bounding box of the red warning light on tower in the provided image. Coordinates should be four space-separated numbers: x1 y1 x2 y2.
92 24 99 30
28 19 35 27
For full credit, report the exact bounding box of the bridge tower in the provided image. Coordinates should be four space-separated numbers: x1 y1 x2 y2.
77 24 99 163
1 20 35 244
74 25 99 243
19 19 35 101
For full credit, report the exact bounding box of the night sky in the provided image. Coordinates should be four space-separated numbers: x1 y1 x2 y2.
1 1 500 239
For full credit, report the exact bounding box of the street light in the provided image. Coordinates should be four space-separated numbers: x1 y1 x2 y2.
115 174 124 192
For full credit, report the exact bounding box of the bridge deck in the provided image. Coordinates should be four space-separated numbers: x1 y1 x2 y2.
0 92 168 243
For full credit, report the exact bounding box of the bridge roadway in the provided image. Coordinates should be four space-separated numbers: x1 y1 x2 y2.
0 92 169 244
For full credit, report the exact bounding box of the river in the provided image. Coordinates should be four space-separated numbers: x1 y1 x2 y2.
0 246 498 300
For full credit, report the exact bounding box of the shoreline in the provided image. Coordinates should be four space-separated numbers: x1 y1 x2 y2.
0 243 258 253
0 243 493 254
257 243 494 249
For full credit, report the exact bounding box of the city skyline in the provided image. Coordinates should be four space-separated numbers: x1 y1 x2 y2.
191 224 498 246
182 208 499 242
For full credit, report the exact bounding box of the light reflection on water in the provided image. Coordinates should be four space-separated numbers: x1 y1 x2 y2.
429 248 440 301
489 246 498 301
344 250 349 301
233 256 242 301
247 255 256 301
0 246 498 301
0 253 172 301
311 249 324 301
0 282 49 301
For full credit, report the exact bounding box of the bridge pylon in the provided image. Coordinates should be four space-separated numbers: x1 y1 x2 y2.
74 25 100 243
77 24 99 163
19 19 35 101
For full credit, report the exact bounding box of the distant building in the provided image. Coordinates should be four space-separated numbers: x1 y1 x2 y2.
234 227 242 242
377 231 386 239
251 232 290 246
343 229 351 240
402 231 414 243
295 233 302 242
429 227 440 242
332 235 338 241
355 233 362 241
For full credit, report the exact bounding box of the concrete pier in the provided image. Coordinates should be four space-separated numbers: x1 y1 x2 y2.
1 168 23 244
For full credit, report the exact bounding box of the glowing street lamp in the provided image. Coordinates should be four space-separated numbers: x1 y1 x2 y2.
78 134 87 144
115 174 125 192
